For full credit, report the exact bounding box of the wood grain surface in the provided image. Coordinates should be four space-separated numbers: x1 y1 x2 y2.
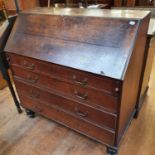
4 8 151 151
5 8 149 80
0 58 155 155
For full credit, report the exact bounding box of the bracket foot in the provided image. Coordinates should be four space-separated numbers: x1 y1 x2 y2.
107 147 118 155
26 109 35 118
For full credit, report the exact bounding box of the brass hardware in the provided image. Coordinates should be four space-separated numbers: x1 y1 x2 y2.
75 107 88 117
74 90 88 100
23 61 35 70
29 90 40 98
27 75 39 84
72 75 88 86
115 87 119 92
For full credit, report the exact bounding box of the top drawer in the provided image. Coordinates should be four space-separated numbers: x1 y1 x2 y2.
8 54 121 95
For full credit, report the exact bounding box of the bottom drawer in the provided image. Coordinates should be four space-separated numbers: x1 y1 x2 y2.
19 95 115 146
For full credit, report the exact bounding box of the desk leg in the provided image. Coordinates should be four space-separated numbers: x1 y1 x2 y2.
0 52 22 113
107 147 118 155
6 73 22 114
26 109 35 118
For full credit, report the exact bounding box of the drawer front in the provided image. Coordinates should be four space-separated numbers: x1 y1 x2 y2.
9 54 121 95
15 80 117 130
12 66 119 113
19 94 115 145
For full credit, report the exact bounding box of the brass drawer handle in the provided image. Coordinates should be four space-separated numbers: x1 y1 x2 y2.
75 107 88 117
29 90 40 98
23 61 35 70
27 75 39 84
73 75 88 86
74 90 88 100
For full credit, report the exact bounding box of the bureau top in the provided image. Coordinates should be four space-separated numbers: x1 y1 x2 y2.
5 8 150 80
22 7 150 20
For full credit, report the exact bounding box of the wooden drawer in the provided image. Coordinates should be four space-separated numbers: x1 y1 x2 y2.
15 79 117 130
18 94 115 145
9 54 121 95
12 66 119 113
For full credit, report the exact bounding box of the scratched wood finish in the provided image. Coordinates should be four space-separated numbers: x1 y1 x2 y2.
5 8 150 151
0 58 155 155
140 36 155 101
5 9 149 80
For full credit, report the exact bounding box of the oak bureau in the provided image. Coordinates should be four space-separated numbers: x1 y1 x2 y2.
0 17 22 113
4 8 150 155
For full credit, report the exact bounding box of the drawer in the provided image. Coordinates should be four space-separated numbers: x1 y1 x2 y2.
15 80 117 130
8 54 121 95
12 66 119 113
18 94 115 145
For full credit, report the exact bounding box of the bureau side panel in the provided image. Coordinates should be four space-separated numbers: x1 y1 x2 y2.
139 35 155 106
117 14 150 144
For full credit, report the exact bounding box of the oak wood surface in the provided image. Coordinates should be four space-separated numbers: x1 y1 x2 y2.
0 58 155 155
137 31 155 112
9 53 120 95
4 0 39 12
20 94 116 145
117 13 150 142
5 9 150 80
11 66 119 113
13 76 118 114
126 0 136 6
134 18 155 116
141 36 155 97
14 79 117 130
4 8 150 151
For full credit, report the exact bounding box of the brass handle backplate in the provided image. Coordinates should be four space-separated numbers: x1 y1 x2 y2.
75 107 88 117
73 75 88 86
23 61 35 70
74 90 88 100
27 75 39 84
